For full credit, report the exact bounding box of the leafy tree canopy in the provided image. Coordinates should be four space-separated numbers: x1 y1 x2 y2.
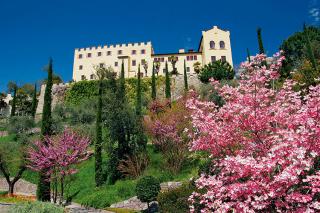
198 60 234 83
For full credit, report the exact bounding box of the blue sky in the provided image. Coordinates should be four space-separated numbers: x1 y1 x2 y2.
0 0 319 92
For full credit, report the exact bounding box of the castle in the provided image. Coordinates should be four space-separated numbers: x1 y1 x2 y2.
72 26 233 81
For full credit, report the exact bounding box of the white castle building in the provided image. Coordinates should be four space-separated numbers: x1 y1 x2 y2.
72 26 233 81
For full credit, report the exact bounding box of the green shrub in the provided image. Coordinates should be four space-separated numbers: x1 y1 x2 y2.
7 116 34 135
136 176 160 207
9 201 64 213
158 182 196 213
198 60 234 83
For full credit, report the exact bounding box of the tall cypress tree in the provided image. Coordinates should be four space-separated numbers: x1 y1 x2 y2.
10 85 17 117
95 68 104 187
304 25 318 72
165 61 171 100
136 64 142 116
183 59 188 92
247 48 251 63
151 62 156 100
38 58 53 201
257 27 265 54
118 60 126 102
31 83 37 118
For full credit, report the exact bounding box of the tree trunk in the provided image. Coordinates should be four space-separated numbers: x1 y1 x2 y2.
8 182 14 196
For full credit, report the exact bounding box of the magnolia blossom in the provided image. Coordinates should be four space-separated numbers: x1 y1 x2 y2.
188 53 320 212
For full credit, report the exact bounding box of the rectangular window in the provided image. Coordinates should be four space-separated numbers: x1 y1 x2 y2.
132 50 136 55
163 68 166 73
81 75 86 80
132 60 136 66
79 54 83 59
186 56 190 61
211 56 216 62
186 67 190 72
115 62 118 67
221 56 226 62
99 63 104 68
141 49 146 54
87 53 92 58
194 55 197 60
118 50 122 55
97 52 102 57
90 74 94 80
107 51 112 56
161 58 164 62
79 65 83 70
190 56 194 60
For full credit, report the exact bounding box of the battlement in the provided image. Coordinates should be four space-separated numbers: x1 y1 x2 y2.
75 41 152 52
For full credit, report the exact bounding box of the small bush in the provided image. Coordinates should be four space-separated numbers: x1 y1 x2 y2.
118 153 149 178
158 182 196 213
9 201 64 213
7 116 34 135
136 176 160 206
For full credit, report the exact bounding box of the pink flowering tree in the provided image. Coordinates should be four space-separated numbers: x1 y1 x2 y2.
187 53 320 212
28 130 90 204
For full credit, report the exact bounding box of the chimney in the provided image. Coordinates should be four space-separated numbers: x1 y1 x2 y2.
188 49 194 53
179 49 185 53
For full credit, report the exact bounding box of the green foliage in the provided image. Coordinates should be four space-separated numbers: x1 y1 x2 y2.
184 60 188 92
158 182 196 213
165 62 171 100
105 208 137 213
247 48 251 63
198 60 234 83
31 84 37 118
7 116 34 135
136 176 160 205
151 63 156 100
95 77 104 187
136 65 142 116
68 99 96 125
39 58 53 201
9 201 64 213
280 25 320 78
257 27 265 54
65 80 99 106
304 24 318 71
10 85 17 117
199 84 225 107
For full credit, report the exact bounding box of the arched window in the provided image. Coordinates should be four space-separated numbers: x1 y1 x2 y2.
219 41 225 49
210 41 215 49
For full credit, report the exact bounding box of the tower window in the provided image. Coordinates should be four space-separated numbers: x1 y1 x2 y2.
132 60 136 66
220 41 225 49
118 50 122 55
78 54 83 59
79 65 83 70
210 41 215 49
211 56 216 62
107 51 112 56
87 53 92 58
97 52 102 56
141 49 146 54
221 56 226 62
132 50 136 55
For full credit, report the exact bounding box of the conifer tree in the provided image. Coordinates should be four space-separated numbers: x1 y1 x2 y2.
95 67 106 187
10 85 17 117
165 61 171 100
118 60 126 102
38 58 53 201
247 48 251 63
257 27 265 54
151 62 156 100
304 24 318 71
136 64 142 116
183 59 188 92
31 83 37 118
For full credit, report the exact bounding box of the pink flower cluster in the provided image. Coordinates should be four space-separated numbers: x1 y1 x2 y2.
28 130 90 179
187 53 320 212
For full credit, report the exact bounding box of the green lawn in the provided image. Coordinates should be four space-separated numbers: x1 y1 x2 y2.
0 134 16 143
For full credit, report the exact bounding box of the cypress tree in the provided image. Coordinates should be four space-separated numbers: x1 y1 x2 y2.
151 62 156 100
257 27 265 54
247 48 251 63
31 83 37 118
183 59 188 92
136 64 142 116
95 68 104 187
165 61 171 100
304 25 318 72
118 60 126 102
38 58 53 201
10 85 17 117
